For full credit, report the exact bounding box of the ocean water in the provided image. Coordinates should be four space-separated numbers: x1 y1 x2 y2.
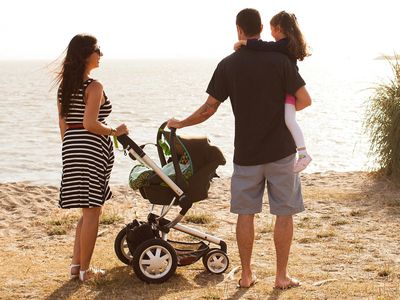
0 58 392 185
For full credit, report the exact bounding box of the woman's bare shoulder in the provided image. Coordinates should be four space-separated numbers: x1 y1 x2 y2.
86 79 103 92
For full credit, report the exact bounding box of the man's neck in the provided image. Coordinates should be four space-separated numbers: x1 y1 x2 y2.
243 34 261 40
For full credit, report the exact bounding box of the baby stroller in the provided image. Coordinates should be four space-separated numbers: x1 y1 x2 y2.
114 122 229 283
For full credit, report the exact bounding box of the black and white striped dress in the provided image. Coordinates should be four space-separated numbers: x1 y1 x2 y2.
58 79 114 208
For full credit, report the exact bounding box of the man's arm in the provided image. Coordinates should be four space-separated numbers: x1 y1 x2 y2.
294 86 311 111
167 95 221 129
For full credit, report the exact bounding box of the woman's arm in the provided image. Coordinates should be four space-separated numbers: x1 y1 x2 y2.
83 81 117 136
57 100 67 141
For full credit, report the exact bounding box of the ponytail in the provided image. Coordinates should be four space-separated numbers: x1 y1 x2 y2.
270 11 311 61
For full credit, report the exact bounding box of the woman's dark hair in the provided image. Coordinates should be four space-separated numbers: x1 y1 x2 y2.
270 11 311 61
236 8 262 36
55 34 97 117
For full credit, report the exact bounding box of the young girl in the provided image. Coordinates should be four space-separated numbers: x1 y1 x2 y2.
234 11 312 173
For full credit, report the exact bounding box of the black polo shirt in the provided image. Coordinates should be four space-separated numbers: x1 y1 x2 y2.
206 48 305 166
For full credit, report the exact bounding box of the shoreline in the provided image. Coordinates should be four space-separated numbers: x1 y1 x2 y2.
0 169 373 186
0 170 386 238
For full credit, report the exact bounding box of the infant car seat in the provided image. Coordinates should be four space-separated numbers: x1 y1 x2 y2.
128 124 226 206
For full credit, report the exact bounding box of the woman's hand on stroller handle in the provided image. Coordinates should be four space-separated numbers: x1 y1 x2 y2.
115 123 129 136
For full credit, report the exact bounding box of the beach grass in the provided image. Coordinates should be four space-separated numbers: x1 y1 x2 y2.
364 55 400 183
183 212 213 224
100 211 124 225
45 214 79 236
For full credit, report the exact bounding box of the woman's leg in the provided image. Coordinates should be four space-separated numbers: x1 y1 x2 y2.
80 207 102 272
70 216 83 276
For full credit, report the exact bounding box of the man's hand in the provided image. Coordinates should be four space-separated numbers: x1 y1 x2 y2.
167 118 182 129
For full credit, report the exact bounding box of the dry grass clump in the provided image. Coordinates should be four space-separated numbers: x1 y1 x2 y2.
47 226 67 236
100 212 124 225
44 210 123 235
364 55 400 184
331 219 349 226
46 214 79 236
378 264 394 278
184 212 212 224
349 209 365 217
316 230 336 239
297 237 317 244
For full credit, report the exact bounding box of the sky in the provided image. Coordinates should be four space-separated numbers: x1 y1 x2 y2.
1 0 399 60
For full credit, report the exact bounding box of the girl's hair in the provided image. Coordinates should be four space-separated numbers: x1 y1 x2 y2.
270 11 311 61
55 34 97 117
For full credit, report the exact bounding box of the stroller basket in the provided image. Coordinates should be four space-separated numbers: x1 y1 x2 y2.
168 240 209 266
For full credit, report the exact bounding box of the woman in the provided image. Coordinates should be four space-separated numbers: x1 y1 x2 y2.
55 34 129 282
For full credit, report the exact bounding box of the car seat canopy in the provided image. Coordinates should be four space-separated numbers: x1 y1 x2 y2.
129 133 226 205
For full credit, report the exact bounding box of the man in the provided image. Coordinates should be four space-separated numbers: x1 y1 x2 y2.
167 8 311 289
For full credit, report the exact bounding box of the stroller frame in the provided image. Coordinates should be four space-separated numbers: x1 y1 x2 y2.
114 123 229 283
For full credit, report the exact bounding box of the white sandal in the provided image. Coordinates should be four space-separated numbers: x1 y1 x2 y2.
70 264 80 279
79 267 106 282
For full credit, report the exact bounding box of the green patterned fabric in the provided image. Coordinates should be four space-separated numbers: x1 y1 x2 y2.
128 164 154 190
128 151 193 190
159 152 193 187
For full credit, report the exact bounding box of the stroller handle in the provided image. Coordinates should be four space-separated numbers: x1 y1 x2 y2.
158 121 176 134
157 122 168 166
117 134 145 158
157 122 188 193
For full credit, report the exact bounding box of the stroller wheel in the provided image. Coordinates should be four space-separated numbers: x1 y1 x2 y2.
202 249 229 274
114 227 133 265
132 238 178 283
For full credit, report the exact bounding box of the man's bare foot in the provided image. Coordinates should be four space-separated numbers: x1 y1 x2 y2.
274 276 301 289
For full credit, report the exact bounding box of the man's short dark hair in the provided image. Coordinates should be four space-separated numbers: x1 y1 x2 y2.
236 8 262 36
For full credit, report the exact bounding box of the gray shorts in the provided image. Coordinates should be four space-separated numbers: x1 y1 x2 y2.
231 154 304 216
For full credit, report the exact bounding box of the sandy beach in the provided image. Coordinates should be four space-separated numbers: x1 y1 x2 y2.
0 171 399 299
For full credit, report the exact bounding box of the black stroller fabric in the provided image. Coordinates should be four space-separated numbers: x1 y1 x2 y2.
126 221 155 255
181 136 226 202
140 134 226 205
